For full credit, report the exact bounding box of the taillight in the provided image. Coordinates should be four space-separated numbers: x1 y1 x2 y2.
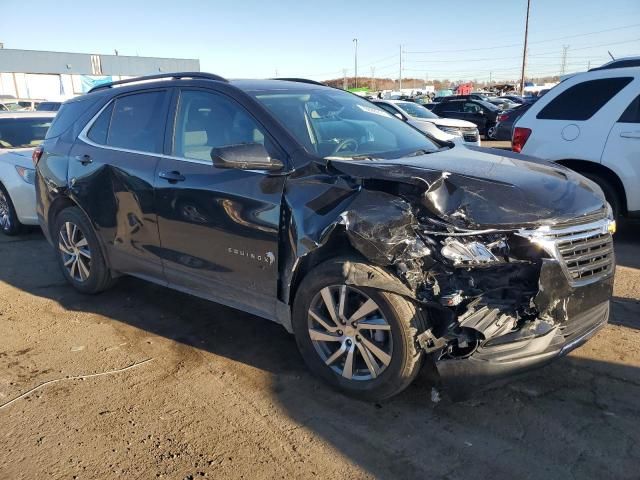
497 113 508 122
512 127 532 153
32 146 43 166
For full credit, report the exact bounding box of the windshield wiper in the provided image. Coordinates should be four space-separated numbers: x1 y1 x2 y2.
405 149 436 157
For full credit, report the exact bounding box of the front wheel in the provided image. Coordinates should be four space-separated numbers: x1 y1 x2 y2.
54 206 115 294
292 258 426 401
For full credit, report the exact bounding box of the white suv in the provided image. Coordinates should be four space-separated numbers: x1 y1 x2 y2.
513 66 640 218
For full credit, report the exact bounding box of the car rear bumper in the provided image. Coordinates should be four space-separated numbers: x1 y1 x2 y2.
6 176 38 225
436 300 609 392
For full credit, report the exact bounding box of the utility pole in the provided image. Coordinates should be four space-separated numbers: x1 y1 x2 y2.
399 44 403 91
371 66 376 91
519 0 531 95
353 38 358 89
343 69 348 90
560 45 569 75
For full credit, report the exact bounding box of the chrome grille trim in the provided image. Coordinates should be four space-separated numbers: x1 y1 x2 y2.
517 217 615 287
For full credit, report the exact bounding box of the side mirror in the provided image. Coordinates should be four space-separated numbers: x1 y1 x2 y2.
211 143 284 171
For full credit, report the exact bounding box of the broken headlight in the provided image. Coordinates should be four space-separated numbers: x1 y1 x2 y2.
441 238 507 266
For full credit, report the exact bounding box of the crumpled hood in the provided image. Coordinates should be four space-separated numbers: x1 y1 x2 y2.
329 145 606 229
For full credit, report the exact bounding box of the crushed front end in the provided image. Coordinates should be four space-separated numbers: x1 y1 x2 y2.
413 211 616 392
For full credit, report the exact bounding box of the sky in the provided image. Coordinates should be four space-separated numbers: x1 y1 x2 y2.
2 0 639 82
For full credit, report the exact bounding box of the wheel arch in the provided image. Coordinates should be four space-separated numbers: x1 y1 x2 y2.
555 159 627 215
48 196 111 266
286 228 417 307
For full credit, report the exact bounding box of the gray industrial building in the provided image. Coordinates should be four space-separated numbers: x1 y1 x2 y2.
0 48 200 101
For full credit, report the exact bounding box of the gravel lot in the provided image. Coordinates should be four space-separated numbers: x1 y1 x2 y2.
1 219 638 479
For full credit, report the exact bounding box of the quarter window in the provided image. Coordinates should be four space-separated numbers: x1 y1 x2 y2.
173 90 267 162
87 102 114 144
537 77 633 121
619 95 640 123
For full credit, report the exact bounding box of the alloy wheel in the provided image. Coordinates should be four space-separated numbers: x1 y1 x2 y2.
0 190 11 231
308 285 393 381
58 222 92 282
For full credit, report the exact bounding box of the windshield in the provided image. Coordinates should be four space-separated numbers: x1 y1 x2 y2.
253 89 440 159
0 117 53 148
395 101 439 119
1 102 26 112
476 100 500 112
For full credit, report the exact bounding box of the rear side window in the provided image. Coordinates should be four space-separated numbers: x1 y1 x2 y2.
46 98 96 139
105 91 168 153
619 95 640 123
440 102 462 112
0 117 53 148
537 77 633 121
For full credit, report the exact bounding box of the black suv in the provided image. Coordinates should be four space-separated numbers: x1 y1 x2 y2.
430 99 501 136
36 73 615 400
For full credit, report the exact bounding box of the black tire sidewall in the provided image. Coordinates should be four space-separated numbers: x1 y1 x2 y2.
53 207 111 294
0 183 22 236
292 259 422 400
583 174 622 219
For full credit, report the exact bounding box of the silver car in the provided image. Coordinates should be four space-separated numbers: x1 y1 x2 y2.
373 100 481 146
0 112 55 235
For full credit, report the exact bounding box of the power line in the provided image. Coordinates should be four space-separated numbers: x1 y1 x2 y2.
404 23 640 55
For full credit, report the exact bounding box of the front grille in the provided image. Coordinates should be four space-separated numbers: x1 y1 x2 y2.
519 214 615 287
461 127 479 142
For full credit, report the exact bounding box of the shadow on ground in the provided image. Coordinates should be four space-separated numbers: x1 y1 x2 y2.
1 228 639 479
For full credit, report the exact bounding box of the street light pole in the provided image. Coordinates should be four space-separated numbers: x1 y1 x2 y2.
519 0 531 95
353 38 358 89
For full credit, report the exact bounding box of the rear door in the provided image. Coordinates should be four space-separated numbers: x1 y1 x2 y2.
601 93 640 212
434 101 463 120
70 89 170 279
153 87 287 320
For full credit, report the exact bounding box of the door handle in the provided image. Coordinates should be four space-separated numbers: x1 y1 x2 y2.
75 154 92 165
158 170 186 183
620 131 640 139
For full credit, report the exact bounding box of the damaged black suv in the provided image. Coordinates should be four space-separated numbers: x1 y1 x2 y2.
36 73 616 400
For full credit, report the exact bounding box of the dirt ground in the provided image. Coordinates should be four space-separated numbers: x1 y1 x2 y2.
0 219 639 480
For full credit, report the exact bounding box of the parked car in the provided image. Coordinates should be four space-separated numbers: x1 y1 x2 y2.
0 112 55 235
36 73 614 400
36 101 63 112
430 99 500 136
492 103 532 141
439 94 489 103
0 99 43 112
501 95 526 104
589 56 640 71
513 66 640 218
373 100 480 145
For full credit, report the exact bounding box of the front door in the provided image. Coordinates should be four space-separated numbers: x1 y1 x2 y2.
69 89 171 279
154 88 287 319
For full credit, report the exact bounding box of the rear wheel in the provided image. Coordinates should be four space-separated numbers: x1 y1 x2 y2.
583 174 623 219
292 258 425 401
54 207 114 294
0 183 23 236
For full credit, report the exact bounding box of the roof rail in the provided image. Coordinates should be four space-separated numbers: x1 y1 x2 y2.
88 72 228 93
272 78 326 86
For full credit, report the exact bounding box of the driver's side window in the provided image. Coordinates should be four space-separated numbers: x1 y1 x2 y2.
464 102 481 113
174 90 266 162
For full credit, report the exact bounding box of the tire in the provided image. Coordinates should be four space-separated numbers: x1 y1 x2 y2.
292 258 426 401
583 174 623 219
0 183 23 236
53 206 114 294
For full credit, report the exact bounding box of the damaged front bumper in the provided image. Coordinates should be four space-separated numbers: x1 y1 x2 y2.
432 258 614 393
436 299 609 391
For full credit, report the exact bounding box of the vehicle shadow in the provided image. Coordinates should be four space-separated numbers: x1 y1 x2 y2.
1 230 640 479
614 219 640 269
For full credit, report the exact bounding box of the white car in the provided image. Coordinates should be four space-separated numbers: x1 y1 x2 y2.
513 66 640 218
0 112 55 235
373 100 481 146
